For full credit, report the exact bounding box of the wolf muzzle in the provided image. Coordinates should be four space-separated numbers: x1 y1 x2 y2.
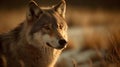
46 39 67 49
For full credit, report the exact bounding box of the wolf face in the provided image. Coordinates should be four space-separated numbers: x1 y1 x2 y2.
25 0 68 49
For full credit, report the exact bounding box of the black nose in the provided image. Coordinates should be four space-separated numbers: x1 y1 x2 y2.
59 39 67 46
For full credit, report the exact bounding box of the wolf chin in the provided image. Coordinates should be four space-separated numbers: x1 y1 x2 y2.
0 0 68 67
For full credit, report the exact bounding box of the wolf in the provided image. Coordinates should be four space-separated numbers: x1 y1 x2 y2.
0 0 68 67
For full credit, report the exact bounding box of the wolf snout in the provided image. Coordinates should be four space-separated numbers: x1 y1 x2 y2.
58 39 67 47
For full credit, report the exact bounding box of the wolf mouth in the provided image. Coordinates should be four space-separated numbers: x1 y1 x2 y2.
46 42 65 49
46 42 53 48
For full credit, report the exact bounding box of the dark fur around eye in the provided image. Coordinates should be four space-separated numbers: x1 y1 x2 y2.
59 25 63 29
44 26 51 30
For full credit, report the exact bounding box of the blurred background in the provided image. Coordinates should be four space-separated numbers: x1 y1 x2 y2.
0 0 120 33
0 0 120 67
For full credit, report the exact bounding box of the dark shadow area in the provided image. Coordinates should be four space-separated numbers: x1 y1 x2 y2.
0 0 120 10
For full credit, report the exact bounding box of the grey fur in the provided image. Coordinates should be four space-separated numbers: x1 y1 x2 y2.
0 0 68 67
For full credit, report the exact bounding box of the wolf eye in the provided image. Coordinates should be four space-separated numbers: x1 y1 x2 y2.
44 26 50 30
59 25 63 29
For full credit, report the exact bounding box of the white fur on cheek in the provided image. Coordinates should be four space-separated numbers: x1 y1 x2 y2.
31 32 44 47
33 32 42 42
42 34 59 48
42 34 51 43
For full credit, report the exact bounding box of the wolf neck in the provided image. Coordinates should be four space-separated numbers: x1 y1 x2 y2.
17 42 61 67
17 40 61 67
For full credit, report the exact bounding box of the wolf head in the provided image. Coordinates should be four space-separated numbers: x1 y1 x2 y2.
24 0 68 49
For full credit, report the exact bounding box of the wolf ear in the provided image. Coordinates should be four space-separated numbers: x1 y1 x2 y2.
53 0 66 18
27 0 43 21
